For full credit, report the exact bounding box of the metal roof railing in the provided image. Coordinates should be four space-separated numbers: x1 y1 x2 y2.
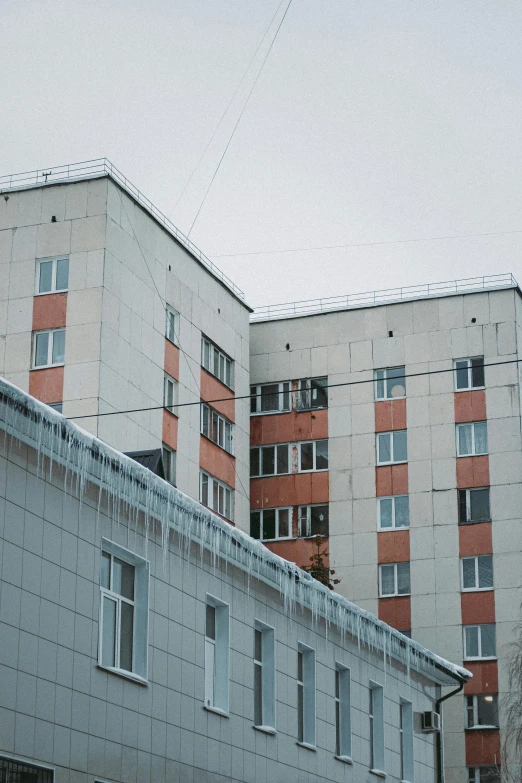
251 273 519 321
0 158 246 301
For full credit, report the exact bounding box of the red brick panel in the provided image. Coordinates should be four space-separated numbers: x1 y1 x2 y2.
375 464 408 496
454 390 487 424
459 523 493 556
374 399 407 432
377 531 410 563
461 591 496 625
465 730 500 767
164 339 180 380
162 409 178 450
200 436 235 488
250 471 329 510
378 597 411 631
250 408 328 446
200 370 234 421
32 293 67 330
456 456 490 488
464 662 498 694
264 537 329 569
29 367 64 403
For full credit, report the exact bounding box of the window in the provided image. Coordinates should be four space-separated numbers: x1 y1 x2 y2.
250 444 289 477
165 306 179 344
251 508 291 541
455 357 485 391
162 445 176 485
297 644 316 747
0 757 54 782
201 336 234 389
335 664 351 759
299 440 328 471
47 402 63 414
379 562 410 597
99 540 149 680
466 694 498 728
163 374 178 413
297 376 328 410
457 422 488 457
33 328 65 368
461 555 493 591
464 624 496 660
200 471 234 521
201 403 234 454
376 430 407 464
36 256 69 294
467 768 501 783
250 381 291 414
375 366 406 400
400 700 414 782
298 504 329 537
254 621 275 730
459 488 490 524
377 495 409 529
369 682 385 773
205 596 229 714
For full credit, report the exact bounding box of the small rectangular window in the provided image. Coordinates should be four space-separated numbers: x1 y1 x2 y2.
379 562 410 596
205 596 229 714
164 374 178 413
297 644 316 747
165 306 179 344
467 767 501 783
254 621 275 730
376 430 407 464
250 444 290 477
377 495 409 529
296 377 328 410
464 624 496 660
458 488 490 524
33 328 66 368
36 256 69 294
457 422 488 457
400 699 414 782
200 403 234 455
335 664 351 759
250 508 291 541
0 757 54 782
200 471 234 521
455 357 485 391
465 694 498 728
299 440 329 472
298 504 329 538
369 682 385 773
461 555 493 591
201 336 234 389
250 381 291 414
162 445 176 485
375 366 406 400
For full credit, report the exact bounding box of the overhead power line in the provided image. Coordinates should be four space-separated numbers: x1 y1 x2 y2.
68 358 520 420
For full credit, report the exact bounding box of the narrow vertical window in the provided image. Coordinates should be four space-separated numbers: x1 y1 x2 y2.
162 445 176 485
165 306 179 344
297 644 316 747
36 256 69 294
205 596 229 714
369 682 385 773
375 366 406 399
335 664 351 759
400 699 414 782
33 328 66 368
253 621 275 730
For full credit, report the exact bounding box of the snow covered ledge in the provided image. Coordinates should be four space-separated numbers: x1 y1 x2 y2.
0 376 471 688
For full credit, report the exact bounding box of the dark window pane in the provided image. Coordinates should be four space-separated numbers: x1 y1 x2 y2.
470 489 490 522
262 510 276 540
393 430 407 462
478 555 493 588
254 662 263 725
262 446 275 476
250 512 261 540
459 490 467 523
300 442 314 471
481 624 496 657
477 694 498 726
206 604 216 640
386 366 406 398
261 384 279 412
120 601 134 671
250 448 260 477
471 357 485 388
276 444 289 474
278 509 290 538
311 377 328 408
310 505 329 536
395 495 409 527
113 558 134 600
56 258 69 290
316 440 328 470
250 387 257 413
397 562 410 594
455 360 469 389
462 558 477 589
38 260 53 293
255 629 262 661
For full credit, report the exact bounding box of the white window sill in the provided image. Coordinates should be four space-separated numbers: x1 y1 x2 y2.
204 705 230 718
457 454 488 459
35 289 68 296
375 397 406 402
378 527 410 532
455 387 485 393
461 588 494 593
335 755 353 764
296 741 316 752
298 469 329 474
250 410 290 417
379 593 411 599
253 724 277 735
32 363 65 371
370 769 387 779
466 725 499 731
296 406 328 412
377 461 407 467
97 664 148 686
257 537 293 543
464 657 497 662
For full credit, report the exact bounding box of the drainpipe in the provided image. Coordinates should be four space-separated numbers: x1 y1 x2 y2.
435 677 466 783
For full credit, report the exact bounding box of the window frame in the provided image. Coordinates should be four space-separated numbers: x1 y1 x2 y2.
335 663 352 760
298 504 329 538
250 507 292 542
47 402 63 414
374 366 407 400
297 643 316 748
35 255 69 295
163 373 178 414
296 376 328 410
379 562 411 597
201 403 234 455
465 694 499 729
253 620 276 732
377 494 409 530
165 305 179 345
250 443 290 477
400 699 414 783
376 430 408 465
204 595 230 715
461 555 494 592
369 681 385 774
162 444 176 485
32 328 66 369
456 421 488 457
201 336 234 389
250 381 291 415
200 470 234 521
0 755 55 782
463 624 497 661
298 439 329 472
455 357 485 391
467 767 501 783
458 487 491 524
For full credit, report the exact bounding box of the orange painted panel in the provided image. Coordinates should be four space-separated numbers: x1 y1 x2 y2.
199 436 235 488
375 464 408 496
378 597 411 630
250 408 328 446
250 471 329 510
32 293 67 330
464 661 498 694
465 730 500 767
377 530 410 563
200 369 234 421
375 399 406 432
461 591 496 625
457 456 490 488
454 390 487 424
459 523 493 556
164 339 180 380
162 409 178 450
29 367 64 403
263 537 329 569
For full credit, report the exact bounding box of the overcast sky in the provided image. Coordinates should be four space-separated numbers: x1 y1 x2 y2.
2 0 522 308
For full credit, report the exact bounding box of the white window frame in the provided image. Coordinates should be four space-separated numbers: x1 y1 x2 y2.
204 595 229 715
163 373 178 413
455 357 485 391
162 444 176 485
456 422 488 457
369 681 385 774
253 620 276 731
297 643 316 748
250 381 291 414
335 663 352 760
165 305 179 345
200 403 234 455
298 504 329 538
467 767 501 783
35 255 69 295
465 694 499 729
298 440 329 472
32 328 66 369
377 495 409 530
98 539 149 682
376 430 407 465
459 487 491 524
250 507 292 541
199 470 234 521
296 376 328 410
463 624 497 661
461 555 494 592
379 562 411 597
250 443 290 477
375 366 407 400
400 699 414 782
201 336 234 389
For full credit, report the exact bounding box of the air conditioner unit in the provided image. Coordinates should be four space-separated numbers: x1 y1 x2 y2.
422 711 441 732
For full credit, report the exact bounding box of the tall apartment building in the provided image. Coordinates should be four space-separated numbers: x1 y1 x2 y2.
0 161 251 529
249 279 522 783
